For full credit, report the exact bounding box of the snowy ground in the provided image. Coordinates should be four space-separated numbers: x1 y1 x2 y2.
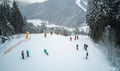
0 34 111 71
0 34 25 54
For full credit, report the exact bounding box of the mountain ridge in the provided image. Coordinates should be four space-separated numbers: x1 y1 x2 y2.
18 0 87 28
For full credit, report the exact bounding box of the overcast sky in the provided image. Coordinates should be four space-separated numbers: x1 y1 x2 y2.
17 0 48 3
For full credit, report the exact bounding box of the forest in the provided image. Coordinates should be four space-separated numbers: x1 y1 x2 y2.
86 0 120 69
0 0 25 43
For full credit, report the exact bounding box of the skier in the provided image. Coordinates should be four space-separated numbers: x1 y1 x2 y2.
26 50 30 57
76 44 79 50
51 32 53 35
77 36 79 40
74 35 77 40
21 51 25 59
44 49 49 56
84 44 88 51
86 52 88 59
65 33 67 36
26 32 29 39
44 32 47 38
70 36 72 41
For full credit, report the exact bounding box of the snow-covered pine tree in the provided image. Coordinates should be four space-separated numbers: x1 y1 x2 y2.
86 0 120 70
10 1 25 34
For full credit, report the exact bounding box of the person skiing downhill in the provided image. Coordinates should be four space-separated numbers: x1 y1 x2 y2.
84 43 88 51
76 44 79 50
25 32 29 39
44 49 49 56
77 36 79 40
26 50 30 57
70 36 72 41
86 52 88 59
74 35 77 40
51 32 53 35
44 33 47 38
65 33 67 36
21 51 25 59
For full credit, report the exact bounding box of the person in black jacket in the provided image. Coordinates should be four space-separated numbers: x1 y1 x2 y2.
76 44 79 50
21 51 25 59
84 44 88 51
86 52 88 59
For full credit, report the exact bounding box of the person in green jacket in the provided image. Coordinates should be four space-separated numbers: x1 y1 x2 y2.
44 49 49 56
26 50 30 57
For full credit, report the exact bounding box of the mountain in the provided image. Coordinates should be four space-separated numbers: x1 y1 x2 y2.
18 0 88 28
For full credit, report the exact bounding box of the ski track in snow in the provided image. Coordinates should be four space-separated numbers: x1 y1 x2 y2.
0 34 111 71
75 0 87 12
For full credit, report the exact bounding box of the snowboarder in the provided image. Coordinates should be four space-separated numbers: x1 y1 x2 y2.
44 49 49 56
86 52 88 59
84 44 88 51
21 51 25 59
76 44 79 50
26 50 30 57
70 36 72 41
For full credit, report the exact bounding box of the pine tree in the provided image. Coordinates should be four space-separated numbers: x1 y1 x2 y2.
10 1 25 34
0 0 25 43
86 0 120 69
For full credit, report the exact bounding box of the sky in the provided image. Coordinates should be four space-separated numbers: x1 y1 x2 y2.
17 0 48 3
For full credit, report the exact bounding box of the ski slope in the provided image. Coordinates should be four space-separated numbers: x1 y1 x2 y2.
0 34 110 71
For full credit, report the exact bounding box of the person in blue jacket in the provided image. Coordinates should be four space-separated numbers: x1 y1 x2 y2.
26 50 30 57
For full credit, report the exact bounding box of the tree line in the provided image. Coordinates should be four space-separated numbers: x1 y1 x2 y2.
86 0 120 70
0 0 25 43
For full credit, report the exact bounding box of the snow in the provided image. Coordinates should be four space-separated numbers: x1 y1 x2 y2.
79 26 89 34
75 0 87 12
16 0 48 3
83 1 88 6
27 19 75 31
0 34 25 54
0 33 111 71
27 19 44 26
